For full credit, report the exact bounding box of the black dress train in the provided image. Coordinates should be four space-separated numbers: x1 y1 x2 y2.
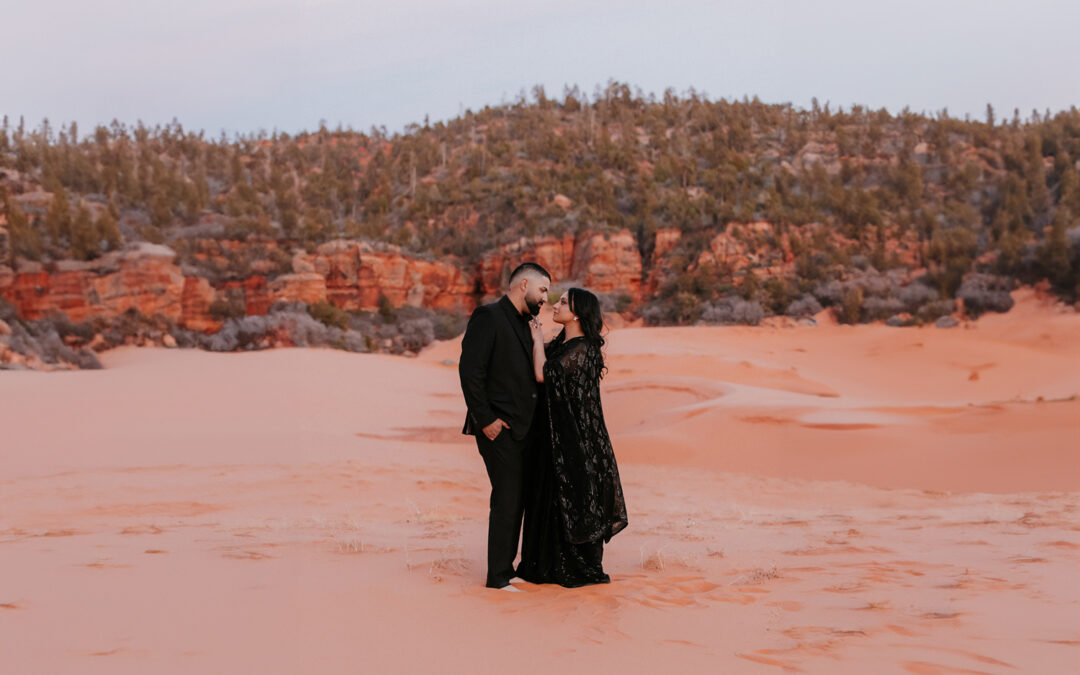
517 336 628 587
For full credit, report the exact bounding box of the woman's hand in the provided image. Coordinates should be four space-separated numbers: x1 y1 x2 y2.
529 317 545 343
529 317 546 383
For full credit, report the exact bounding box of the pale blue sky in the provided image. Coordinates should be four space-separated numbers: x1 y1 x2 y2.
3 0 1077 137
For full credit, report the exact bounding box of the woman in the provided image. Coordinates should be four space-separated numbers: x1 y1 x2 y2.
516 287 628 587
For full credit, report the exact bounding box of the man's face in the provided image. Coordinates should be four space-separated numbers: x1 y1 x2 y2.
523 276 550 316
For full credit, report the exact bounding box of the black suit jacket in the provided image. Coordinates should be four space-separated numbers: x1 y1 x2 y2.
459 295 539 441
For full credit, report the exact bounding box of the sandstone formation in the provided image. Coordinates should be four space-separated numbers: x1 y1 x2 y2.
0 220 921 337
0 239 477 332
476 234 576 295
298 240 473 312
571 230 642 297
475 229 643 300
268 272 328 306
180 277 221 333
696 221 794 278
652 228 682 260
1 244 185 323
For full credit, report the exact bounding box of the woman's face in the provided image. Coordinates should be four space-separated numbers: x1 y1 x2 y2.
552 292 572 325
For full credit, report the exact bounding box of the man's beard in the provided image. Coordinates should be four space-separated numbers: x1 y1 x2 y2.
525 296 542 316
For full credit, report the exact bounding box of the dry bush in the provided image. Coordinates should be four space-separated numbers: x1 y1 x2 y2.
700 296 765 326
785 293 822 318
1 315 101 369
957 273 1014 316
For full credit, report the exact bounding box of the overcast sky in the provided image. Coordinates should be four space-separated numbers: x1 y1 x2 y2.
3 0 1077 138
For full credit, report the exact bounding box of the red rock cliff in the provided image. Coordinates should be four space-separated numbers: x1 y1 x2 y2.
1 244 185 323
0 240 478 332
476 229 643 300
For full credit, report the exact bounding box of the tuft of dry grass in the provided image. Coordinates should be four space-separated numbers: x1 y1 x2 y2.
428 545 470 582
336 537 365 554
729 566 781 586
639 545 701 572
640 546 667 572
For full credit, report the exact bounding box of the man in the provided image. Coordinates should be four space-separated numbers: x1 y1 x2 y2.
459 262 551 590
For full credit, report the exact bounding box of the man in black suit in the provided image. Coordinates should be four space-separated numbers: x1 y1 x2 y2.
459 262 551 590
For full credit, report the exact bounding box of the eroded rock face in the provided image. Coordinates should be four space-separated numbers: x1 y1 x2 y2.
0 221 921 337
653 228 682 260
475 230 643 301
221 275 272 316
297 240 473 312
0 240 477 332
1 244 185 323
696 222 793 279
570 230 642 298
476 234 576 295
180 276 221 333
643 228 683 295
268 273 328 306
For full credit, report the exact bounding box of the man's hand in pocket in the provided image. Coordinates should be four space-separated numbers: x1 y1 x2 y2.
483 418 510 441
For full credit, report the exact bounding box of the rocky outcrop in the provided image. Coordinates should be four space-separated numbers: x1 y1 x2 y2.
268 272 328 306
298 240 473 312
696 222 794 279
221 275 273 316
180 276 221 333
476 234 576 294
1 244 185 323
571 230 642 298
0 239 477 331
690 221 923 282
642 228 682 294
476 230 642 300
0 221 928 341
653 228 682 260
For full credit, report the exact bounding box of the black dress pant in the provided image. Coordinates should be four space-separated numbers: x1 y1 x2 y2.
476 429 529 588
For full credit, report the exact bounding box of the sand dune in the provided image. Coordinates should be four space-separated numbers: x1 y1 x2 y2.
1 289 1078 673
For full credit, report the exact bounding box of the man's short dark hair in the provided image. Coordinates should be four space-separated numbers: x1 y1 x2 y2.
509 262 551 284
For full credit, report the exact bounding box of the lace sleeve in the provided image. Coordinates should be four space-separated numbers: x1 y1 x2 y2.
543 340 593 384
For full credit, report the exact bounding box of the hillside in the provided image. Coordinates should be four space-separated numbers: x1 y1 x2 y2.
1 83 1079 368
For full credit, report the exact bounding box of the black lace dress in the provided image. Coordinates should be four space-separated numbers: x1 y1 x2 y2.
517 336 628 587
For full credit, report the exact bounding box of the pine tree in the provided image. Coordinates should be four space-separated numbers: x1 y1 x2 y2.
928 227 977 296
44 182 72 243
739 268 760 300
840 287 863 324
180 180 203 224
1059 166 1080 215
1039 208 1073 291
3 192 42 263
95 208 122 251
70 203 98 260
1026 136 1051 225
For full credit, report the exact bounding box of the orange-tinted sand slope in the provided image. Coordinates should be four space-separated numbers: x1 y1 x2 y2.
1 289 1077 673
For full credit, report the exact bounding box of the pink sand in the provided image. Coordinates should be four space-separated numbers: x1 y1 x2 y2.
1 288 1078 673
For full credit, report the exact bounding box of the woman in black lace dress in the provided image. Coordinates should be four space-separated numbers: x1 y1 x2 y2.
515 287 628 587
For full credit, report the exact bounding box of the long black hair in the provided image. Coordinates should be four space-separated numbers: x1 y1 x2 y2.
552 287 607 378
